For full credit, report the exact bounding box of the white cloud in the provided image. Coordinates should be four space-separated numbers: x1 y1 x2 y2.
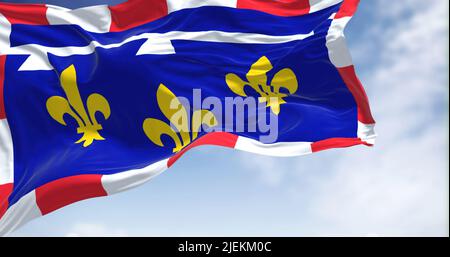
241 155 286 187
65 223 128 237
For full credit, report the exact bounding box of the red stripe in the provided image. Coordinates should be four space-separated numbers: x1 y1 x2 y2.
108 0 168 32
335 0 359 19
168 132 239 167
0 183 13 220
0 3 48 25
311 137 371 152
35 175 107 215
337 66 375 124
0 55 6 119
237 0 310 16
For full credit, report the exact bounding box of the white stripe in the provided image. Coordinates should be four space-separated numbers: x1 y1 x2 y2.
101 158 169 195
46 5 112 33
358 122 376 145
5 30 313 71
0 12 11 55
16 52 51 71
0 120 13 185
136 30 314 55
167 0 237 13
309 0 343 13
325 17 353 67
0 191 42 236
235 136 312 157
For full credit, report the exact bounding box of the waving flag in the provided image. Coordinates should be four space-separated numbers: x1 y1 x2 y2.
0 0 375 235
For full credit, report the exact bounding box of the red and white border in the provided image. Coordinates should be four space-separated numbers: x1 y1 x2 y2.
325 0 376 144
0 0 346 32
0 0 375 235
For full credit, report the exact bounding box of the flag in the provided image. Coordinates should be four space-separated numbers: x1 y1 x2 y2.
0 0 376 235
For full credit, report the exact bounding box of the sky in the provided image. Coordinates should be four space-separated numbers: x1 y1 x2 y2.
1 0 448 236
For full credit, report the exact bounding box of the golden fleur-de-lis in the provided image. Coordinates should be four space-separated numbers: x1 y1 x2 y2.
143 84 217 153
225 56 298 115
46 65 111 147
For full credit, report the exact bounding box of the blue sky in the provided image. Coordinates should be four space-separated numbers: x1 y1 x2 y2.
1 0 449 236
